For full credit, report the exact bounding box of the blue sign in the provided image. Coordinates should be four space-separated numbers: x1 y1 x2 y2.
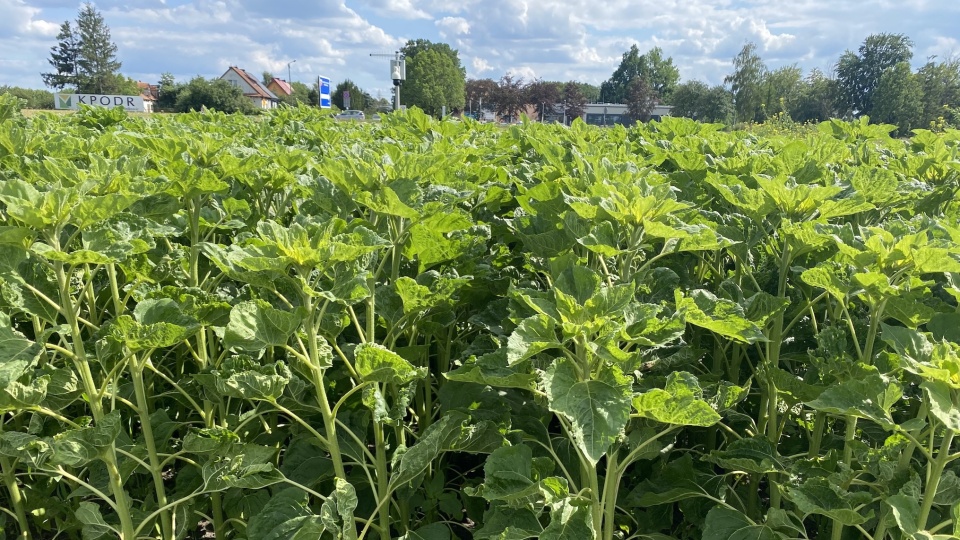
318 76 331 108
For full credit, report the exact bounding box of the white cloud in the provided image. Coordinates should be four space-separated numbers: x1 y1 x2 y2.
436 16 469 39
2 0 959 98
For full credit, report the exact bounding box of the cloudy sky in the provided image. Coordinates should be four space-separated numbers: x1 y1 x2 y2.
1 0 958 99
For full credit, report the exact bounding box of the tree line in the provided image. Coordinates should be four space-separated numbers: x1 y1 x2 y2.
9 5 959 133
716 34 960 134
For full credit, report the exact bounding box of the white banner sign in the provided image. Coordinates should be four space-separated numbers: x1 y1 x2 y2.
56 93 145 112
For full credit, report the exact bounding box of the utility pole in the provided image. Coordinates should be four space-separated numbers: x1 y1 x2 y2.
287 59 296 83
369 51 405 111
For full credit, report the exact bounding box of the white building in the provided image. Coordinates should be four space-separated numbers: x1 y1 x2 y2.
219 66 281 110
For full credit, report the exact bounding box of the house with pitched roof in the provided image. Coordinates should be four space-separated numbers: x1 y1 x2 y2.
267 78 294 97
137 81 159 113
218 66 281 109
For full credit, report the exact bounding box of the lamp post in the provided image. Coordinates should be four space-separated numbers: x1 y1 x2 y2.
287 59 296 82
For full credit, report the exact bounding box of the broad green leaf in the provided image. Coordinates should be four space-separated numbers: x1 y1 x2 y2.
392 411 497 486
76 501 116 540
884 294 936 329
223 301 304 352
107 315 195 352
818 196 875 220
215 361 292 401
552 263 601 305
201 448 286 491
886 493 920 535
506 314 561 364
768 367 824 403
0 313 42 367
540 499 594 540
703 506 777 540
882 323 932 363
542 358 632 466
784 477 873 525
928 313 960 343
633 372 721 427
49 410 123 467
472 444 536 502
445 350 537 390
578 221 623 257
705 437 788 474
473 505 543 540
399 523 451 540
355 343 426 385
320 478 358 540
675 289 767 344
623 303 685 347
934 471 960 505
0 376 48 412
922 381 960 430
801 266 850 300
246 487 326 540
71 193 141 229
913 247 960 274
804 373 901 429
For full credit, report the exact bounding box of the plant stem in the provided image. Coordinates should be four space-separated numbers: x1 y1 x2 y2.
131 355 173 540
53 258 137 540
373 416 391 540
918 429 955 530
0 453 30 540
831 415 859 540
601 448 619 540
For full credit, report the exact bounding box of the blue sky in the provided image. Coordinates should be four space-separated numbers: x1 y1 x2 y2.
1 0 958 100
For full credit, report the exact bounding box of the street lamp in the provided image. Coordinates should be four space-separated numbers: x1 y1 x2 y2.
287 59 296 82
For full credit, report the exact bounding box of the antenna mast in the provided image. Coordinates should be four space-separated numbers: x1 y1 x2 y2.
369 51 406 111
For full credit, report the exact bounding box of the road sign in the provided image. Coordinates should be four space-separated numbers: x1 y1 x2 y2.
343 91 351 109
318 76 331 108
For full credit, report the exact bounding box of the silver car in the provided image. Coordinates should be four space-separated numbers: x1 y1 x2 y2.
335 110 365 120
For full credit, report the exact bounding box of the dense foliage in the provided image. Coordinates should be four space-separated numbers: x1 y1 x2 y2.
1 94 960 540
41 3 132 96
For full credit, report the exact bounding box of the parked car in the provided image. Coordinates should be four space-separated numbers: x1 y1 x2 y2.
335 110 365 120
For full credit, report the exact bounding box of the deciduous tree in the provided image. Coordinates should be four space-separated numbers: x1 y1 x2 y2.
725 42 767 123
525 79 562 121
400 39 465 116
491 74 526 122
791 69 838 122
872 61 923 135
561 81 587 123
465 78 497 117
174 77 255 114
916 57 960 127
625 77 657 122
670 80 733 123
835 33 913 117
601 45 679 103
333 80 367 111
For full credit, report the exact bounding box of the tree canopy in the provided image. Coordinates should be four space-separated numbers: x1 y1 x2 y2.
173 77 255 114
600 46 679 104
400 39 466 116
42 3 127 95
835 33 914 116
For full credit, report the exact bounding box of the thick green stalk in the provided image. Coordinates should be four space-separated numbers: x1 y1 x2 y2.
918 430 956 530
762 241 791 511
53 259 137 540
831 415 859 540
601 449 619 540
0 452 30 540
373 416 391 540
130 356 173 540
